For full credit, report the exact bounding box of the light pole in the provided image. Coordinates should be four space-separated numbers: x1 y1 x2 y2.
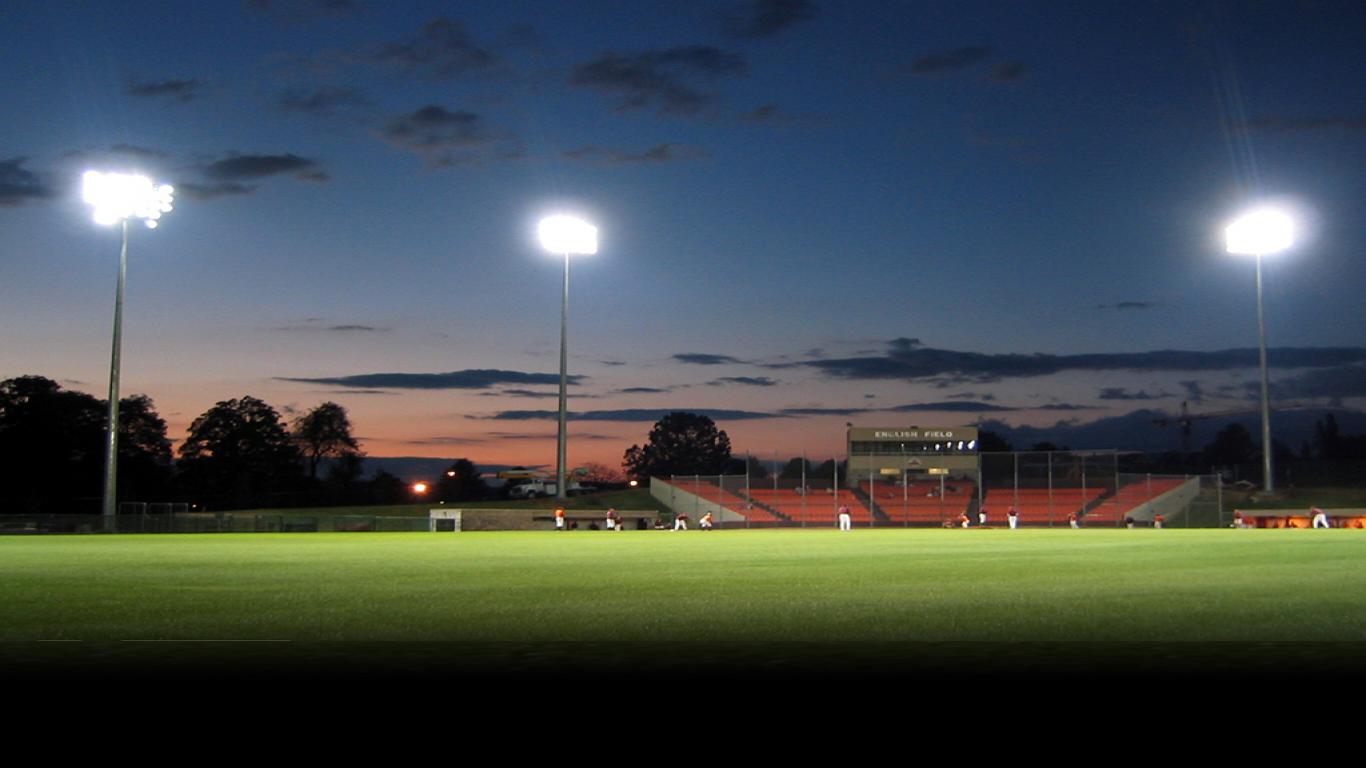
82 171 174 525
537 215 598 501
1225 206 1294 494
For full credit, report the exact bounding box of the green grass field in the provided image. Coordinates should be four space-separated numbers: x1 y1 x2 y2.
3 528 1364 680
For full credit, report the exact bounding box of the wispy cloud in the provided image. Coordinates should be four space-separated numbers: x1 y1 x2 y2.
563 143 708 164
989 60 1027 82
674 353 747 366
1096 301 1159 310
479 408 780 422
272 321 389 333
906 46 994 76
377 105 517 165
278 369 586 390
360 17 498 80
725 0 818 39
616 387 672 394
125 78 202 102
204 153 329 182
1099 387 1173 401
0 158 53 206
803 338 1366 383
247 0 361 21
708 376 778 387
277 87 372 115
570 46 747 115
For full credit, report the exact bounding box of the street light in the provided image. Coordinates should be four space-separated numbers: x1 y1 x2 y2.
1225 206 1294 494
82 170 174 524
538 214 598 500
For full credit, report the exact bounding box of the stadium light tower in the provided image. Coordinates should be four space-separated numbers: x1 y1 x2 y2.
538 215 598 501
82 170 175 525
1225 206 1294 494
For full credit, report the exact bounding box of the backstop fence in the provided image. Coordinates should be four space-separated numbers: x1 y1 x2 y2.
655 449 1225 528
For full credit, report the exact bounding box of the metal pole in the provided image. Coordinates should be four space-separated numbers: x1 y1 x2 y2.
102 220 129 524
556 251 570 501
1255 253 1275 493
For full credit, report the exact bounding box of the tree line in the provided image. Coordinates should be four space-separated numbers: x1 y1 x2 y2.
0 375 486 515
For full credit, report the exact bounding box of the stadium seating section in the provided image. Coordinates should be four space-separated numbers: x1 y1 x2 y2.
676 475 1201 527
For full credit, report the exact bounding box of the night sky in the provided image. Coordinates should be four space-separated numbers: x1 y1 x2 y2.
3 0 1364 470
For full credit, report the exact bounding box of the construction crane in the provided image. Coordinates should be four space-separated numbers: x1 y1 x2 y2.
1152 401 1306 451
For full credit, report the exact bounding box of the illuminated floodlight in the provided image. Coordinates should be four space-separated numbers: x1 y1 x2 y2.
538 215 598 255
83 171 174 229
412 482 429 494
967 440 976 450
1225 207 1294 256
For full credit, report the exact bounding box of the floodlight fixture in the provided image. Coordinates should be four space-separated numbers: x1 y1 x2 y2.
538 215 598 255
1225 207 1294 256
83 170 174 229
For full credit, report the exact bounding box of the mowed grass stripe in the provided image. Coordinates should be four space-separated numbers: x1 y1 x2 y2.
1 529 1363 642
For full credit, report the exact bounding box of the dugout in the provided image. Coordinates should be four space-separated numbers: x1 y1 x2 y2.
1234 508 1366 529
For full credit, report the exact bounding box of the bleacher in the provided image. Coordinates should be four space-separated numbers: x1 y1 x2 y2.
868 482 975 524
984 487 1106 525
692 478 786 522
747 488 873 524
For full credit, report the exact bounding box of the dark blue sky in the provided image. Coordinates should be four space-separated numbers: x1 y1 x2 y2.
2 0 1364 466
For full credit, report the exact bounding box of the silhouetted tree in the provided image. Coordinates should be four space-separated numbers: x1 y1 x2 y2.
622 412 732 480
435 458 488 502
292 401 363 481
977 431 1013 452
0 376 171 514
178 396 301 509
779 457 811 480
1202 423 1257 468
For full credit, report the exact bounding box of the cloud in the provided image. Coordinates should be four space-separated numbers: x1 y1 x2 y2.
1097 301 1159 310
907 46 994 76
563 143 708 164
377 105 516 165
888 401 1022 413
726 0 818 39
1099 388 1173 401
480 408 781 422
247 0 360 20
361 17 497 79
204 153 328 182
277 369 586 390
0 158 53 206
176 182 257 200
278 87 372 115
804 339 1366 383
125 78 202 102
708 376 778 387
570 46 747 115
946 392 996 401
1269 364 1366 404
740 103 805 125
616 387 672 394
990 60 1027 82
1179 380 1205 404
273 321 389 333
780 407 874 416
1240 117 1366 134
674 353 746 365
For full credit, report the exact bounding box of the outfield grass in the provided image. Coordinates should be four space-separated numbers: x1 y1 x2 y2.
3 528 1363 644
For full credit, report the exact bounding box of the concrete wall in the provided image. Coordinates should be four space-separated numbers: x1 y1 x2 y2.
1122 478 1201 522
435 508 658 531
649 478 746 522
